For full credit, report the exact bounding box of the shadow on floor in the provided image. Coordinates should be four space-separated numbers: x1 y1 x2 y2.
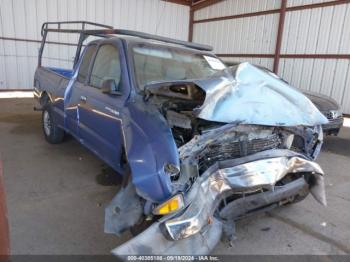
323 127 350 157
96 165 123 186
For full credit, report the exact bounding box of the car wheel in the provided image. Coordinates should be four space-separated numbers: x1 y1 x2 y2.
42 103 64 144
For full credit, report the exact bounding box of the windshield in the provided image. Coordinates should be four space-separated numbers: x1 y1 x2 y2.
132 44 227 89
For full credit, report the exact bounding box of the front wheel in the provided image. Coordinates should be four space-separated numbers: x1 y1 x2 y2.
42 103 64 144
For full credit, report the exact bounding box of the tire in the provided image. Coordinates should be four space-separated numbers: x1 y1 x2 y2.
42 102 64 144
288 190 310 205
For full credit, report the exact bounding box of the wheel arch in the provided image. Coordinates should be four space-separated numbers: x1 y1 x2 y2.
39 91 54 106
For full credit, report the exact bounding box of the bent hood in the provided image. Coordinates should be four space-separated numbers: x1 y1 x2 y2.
193 62 328 126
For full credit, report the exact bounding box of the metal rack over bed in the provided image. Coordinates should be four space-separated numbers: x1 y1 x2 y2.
39 21 213 68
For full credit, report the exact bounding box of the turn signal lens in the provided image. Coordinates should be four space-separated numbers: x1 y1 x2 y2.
153 194 185 215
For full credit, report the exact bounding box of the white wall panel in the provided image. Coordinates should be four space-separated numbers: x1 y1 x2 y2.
194 0 281 20
193 14 279 54
0 1 6 89
193 0 350 113
0 0 189 89
1 0 18 89
281 5 350 54
278 3 350 113
287 0 328 7
279 58 350 112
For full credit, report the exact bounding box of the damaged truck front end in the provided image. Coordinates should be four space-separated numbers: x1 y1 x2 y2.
106 62 328 256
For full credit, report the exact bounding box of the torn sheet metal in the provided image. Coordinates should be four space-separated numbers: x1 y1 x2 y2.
179 124 323 164
109 63 328 256
112 149 326 256
193 63 328 126
105 182 143 236
112 218 222 256
219 177 309 220
164 150 326 241
219 156 324 190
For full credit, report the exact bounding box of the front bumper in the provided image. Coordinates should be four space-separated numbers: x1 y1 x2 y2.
322 117 343 135
113 218 222 255
113 149 326 256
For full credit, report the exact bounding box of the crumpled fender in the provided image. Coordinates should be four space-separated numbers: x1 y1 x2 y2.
122 100 179 202
104 182 143 235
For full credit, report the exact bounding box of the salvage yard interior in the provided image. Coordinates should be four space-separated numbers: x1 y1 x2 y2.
1 0 350 259
1 97 350 255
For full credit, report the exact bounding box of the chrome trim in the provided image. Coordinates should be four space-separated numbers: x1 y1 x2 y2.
112 218 222 256
164 155 325 241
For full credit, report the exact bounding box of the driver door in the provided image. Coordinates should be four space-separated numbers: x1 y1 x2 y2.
78 41 127 171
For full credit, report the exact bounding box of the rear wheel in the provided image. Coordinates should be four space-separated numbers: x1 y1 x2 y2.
42 103 64 144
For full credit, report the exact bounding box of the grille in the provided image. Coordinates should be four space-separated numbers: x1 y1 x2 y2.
323 111 340 120
198 134 280 173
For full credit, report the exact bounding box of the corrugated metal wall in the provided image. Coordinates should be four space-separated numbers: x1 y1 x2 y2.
193 0 280 67
194 0 280 20
192 0 350 114
0 0 189 90
280 3 350 113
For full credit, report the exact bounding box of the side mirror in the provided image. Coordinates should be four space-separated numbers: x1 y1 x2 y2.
101 79 122 95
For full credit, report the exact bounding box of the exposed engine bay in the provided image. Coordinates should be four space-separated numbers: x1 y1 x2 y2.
106 63 328 256
146 81 323 168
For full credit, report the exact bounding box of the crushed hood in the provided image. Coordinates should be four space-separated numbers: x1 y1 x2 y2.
193 63 328 126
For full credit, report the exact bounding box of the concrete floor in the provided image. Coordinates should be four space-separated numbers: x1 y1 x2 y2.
1 98 350 255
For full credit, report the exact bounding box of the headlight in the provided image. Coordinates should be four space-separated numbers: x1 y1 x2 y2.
329 110 342 119
153 194 185 215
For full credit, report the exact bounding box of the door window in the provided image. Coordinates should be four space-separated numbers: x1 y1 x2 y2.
90 45 121 90
77 44 97 83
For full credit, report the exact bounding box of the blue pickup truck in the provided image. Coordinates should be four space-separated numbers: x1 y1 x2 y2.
34 21 328 255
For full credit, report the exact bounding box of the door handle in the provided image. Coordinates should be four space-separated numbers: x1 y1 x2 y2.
80 96 87 102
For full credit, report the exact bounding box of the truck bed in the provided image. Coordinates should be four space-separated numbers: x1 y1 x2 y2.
47 67 74 78
34 66 72 129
